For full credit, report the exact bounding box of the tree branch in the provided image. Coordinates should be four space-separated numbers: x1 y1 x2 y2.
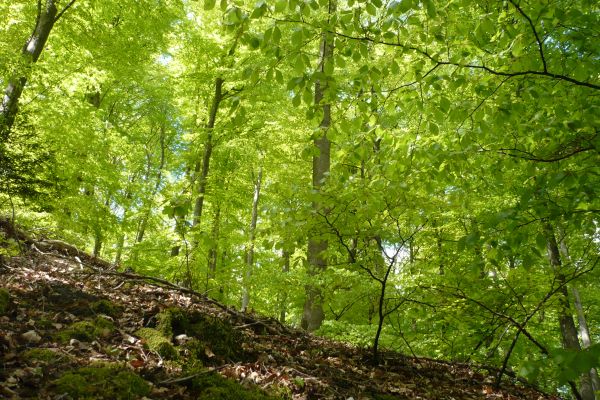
507 0 547 72
497 146 596 163
329 30 600 90
55 0 77 22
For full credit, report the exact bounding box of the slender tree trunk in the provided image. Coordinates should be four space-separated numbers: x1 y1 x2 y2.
131 124 167 261
241 166 263 312
93 227 102 257
573 287 600 395
279 248 291 323
436 228 444 275
302 0 335 332
208 206 220 278
192 77 224 230
114 227 125 265
1 0 71 140
543 220 594 400
558 228 599 398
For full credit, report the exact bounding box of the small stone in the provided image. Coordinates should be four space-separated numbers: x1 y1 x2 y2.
174 334 190 344
21 330 41 343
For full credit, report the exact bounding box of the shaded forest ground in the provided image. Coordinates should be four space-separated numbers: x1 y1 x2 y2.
0 221 560 399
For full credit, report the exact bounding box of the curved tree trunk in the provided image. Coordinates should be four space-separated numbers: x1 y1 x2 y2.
1 0 75 140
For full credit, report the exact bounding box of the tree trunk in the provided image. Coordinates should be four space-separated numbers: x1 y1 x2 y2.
558 227 599 398
132 124 167 261
302 0 335 332
192 77 224 230
279 248 291 323
114 229 125 265
543 220 594 400
93 227 102 257
206 205 220 291
1 0 62 140
241 166 263 312
573 287 600 396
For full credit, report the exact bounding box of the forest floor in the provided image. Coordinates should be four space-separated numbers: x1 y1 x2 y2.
0 224 561 399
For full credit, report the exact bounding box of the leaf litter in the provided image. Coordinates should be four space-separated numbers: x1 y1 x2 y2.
0 234 561 399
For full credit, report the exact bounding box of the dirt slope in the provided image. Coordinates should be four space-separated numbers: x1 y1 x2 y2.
0 230 559 399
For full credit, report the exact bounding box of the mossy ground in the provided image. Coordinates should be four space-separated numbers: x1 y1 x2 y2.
53 364 151 400
186 369 279 400
135 327 179 360
90 299 123 317
55 316 115 342
21 348 63 364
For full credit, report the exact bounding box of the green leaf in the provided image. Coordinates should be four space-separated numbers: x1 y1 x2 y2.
535 233 546 250
429 121 439 135
275 69 284 84
272 26 282 44
275 0 287 12
302 87 313 105
291 29 303 47
366 3 377 16
204 0 216 10
424 0 436 17
396 0 413 13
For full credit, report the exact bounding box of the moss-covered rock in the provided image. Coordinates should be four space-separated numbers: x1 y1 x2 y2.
187 314 245 361
0 287 11 315
53 364 151 399
187 371 279 400
156 307 188 338
56 316 114 343
135 327 178 360
90 299 123 317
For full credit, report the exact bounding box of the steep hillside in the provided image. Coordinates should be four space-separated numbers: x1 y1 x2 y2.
0 224 559 399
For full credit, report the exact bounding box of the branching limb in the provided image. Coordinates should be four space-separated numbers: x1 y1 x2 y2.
507 0 547 72
55 0 77 22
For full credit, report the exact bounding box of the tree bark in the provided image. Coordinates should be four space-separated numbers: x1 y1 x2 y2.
279 248 291 323
192 77 224 230
558 227 599 398
1 0 66 140
543 220 594 400
241 166 263 312
207 206 221 280
301 0 335 332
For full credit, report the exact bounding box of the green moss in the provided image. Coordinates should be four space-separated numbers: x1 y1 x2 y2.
90 299 123 317
22 348 62 363
156 307 188 338
0 288 10 315
187 315 244 361
0 237 20 257
56 316 115 343
135 327 178 360
53 364 151 399
187 371 279 400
